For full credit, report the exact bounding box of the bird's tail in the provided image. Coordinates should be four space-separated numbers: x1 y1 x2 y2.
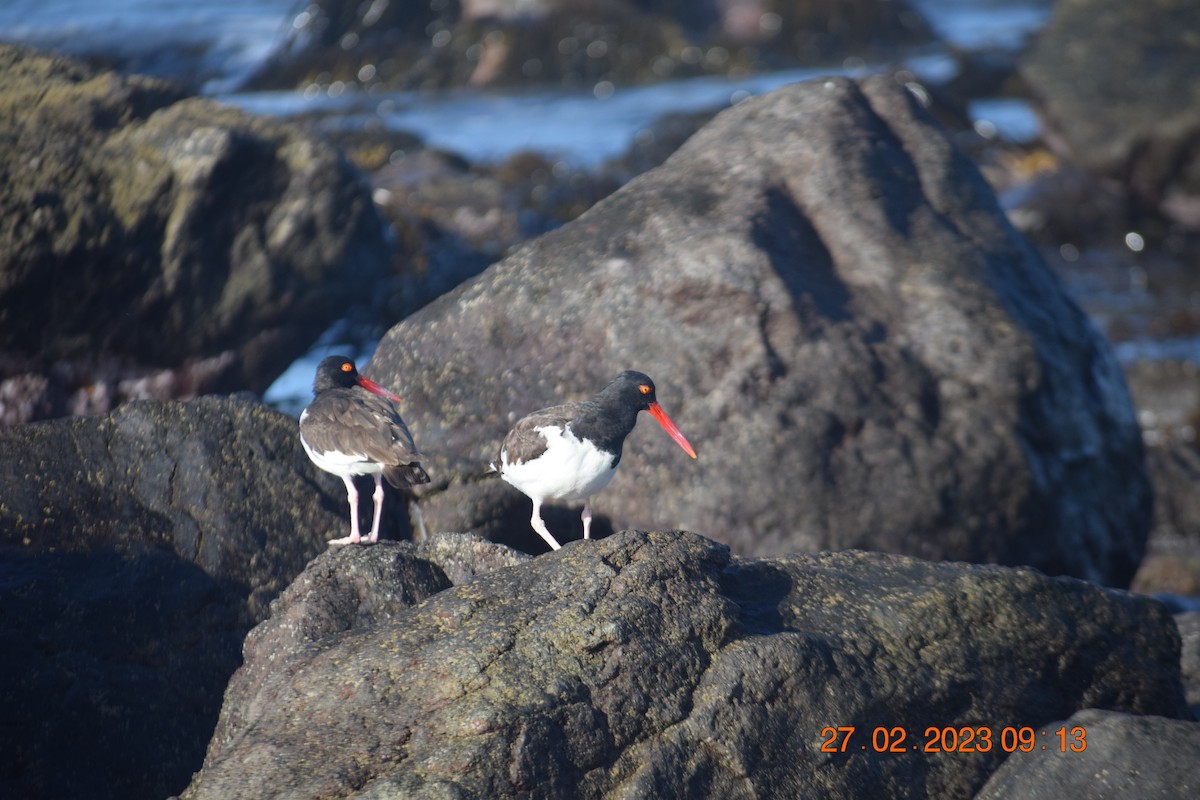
384 463 431 488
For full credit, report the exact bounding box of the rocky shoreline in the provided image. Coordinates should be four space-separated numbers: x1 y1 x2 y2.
3 0 1200 797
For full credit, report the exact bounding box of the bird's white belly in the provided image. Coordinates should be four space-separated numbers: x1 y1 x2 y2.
299 426 383 480
501 425 617 502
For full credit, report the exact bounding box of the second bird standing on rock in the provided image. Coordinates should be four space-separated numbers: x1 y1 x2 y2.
494 370 697 551
300 356 429 545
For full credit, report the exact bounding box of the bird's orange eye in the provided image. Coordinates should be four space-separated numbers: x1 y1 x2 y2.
639 384 652 395
341 362 353 372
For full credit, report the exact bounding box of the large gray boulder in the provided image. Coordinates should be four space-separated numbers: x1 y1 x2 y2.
0 396 348 798
975 709 1200 800
368 75 1149 585
1020 0 1200 222
0 45 390 421
182 531 1190 799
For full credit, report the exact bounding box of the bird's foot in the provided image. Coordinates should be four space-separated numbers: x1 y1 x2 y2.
329 533 362 545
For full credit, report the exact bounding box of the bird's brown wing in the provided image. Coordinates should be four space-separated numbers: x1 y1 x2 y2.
498 404 577 467
301 390 427 476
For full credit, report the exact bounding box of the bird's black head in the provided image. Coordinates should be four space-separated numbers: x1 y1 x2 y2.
313 355 361 393
598 370 697 459
604 370 659 411
313 355 405 402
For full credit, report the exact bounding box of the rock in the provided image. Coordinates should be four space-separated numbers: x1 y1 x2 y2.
2 544 245 800
0 45 391 422
1131 436 1200 598
1178 612 1200 718
181 532 1190 799
1123 359 1200 442
1103 394 1200 600
975 708 1200 799
248 0 932 92
410 528 534 585
368 147 620 322
0 395 350 799
368 76 1149 586
0 395 345 609
198 535 529 764
995 162 1129 247
1019 0 1200 222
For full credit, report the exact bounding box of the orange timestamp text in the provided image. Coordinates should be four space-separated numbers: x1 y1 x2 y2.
819 725 1087 754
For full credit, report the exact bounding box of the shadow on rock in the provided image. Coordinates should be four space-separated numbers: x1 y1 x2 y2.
0 394 352 798
0 546 245 800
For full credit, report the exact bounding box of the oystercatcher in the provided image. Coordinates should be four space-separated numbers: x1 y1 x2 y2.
299 355 429 545
494 370 697 550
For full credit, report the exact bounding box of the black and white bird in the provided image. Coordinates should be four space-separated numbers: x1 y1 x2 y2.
299 355 429 545
493 370 697 551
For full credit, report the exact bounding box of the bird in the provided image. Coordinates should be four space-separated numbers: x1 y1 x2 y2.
493 370 697 551
299 355 430 545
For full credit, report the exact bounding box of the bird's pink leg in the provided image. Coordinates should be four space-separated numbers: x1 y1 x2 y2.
581 498 593 540
330 476 362 545
367 473 384 544
530 498 562 551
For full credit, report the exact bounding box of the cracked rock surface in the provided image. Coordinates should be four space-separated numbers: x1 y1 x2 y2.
182 530 1189 800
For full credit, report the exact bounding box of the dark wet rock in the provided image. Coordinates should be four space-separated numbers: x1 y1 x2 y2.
368 76 1149 586
0 395 345 603
368 147 620 321
1020 0 1200 224
1 544 245 800
0 395 348 799
302 116 629 328
975 708 1200 799
248 0 932 92
995 161 1130 246
0 45 391 423
181 532 1189 799
200 535 529 765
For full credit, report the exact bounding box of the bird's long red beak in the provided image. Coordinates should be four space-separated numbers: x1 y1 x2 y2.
648 402 697 459
357 375 403 403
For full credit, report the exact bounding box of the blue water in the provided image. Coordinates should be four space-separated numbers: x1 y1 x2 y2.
227 67 859 168
0 2 1049 166
0 0 1051 412
0 0 296 92
915 0 1049 50
0 1 1050 92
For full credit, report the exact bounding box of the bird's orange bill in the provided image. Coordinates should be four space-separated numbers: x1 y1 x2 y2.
648 402 698 459
356 375 403 403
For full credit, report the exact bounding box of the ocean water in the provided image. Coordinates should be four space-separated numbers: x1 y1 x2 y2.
0 1 1049 167
0 1 1050 88
0 0 296 92
0 0 1051 411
